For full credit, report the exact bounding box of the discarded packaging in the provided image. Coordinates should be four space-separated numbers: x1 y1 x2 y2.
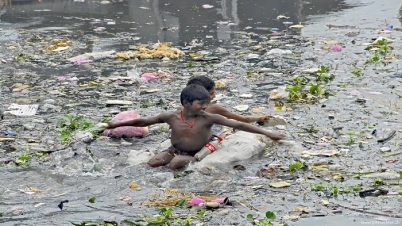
103 111 149 138
269 181 291 188
105 100 133 106
5 104 39 116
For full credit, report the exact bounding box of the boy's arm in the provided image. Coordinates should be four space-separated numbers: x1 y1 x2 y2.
208 104 271 123
210 114 285 141
107 113 168 129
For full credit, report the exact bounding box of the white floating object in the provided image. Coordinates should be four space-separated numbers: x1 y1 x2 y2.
6 104 39 116
239 94 253 98
233 105 249 112
283 21 293 25
290 24 304 29
105 100 133 105
302 68 319 74
277 15 290 20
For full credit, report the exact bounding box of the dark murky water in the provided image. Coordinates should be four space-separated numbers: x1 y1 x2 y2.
1 0 355 49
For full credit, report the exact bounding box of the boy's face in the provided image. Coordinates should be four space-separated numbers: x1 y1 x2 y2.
208 87 216 100
187 99 210 113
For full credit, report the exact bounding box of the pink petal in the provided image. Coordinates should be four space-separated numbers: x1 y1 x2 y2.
381 30 391 34
189 197 206 205
70 59 93 64
211 198 225 203
57 76 66 81
69 77 79 81
382 206 393 212
330 45 342 52
202 4 214 8
94 27 106 32
141 73 158 81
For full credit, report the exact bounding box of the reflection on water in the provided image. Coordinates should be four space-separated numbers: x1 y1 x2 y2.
0 0 354 48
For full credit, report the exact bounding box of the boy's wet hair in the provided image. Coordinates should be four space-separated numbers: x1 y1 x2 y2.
180 84 210 105
187 76 215 91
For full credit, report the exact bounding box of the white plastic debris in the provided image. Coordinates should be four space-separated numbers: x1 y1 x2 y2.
5 104 39 116
266 49 293 55
233 105 249 112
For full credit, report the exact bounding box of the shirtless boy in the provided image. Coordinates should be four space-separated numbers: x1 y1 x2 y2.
104 84 285 170
187 76 273 123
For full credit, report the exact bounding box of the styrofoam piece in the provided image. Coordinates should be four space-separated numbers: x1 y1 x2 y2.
105 100 133 105
5 104 39 116
261 116 287 127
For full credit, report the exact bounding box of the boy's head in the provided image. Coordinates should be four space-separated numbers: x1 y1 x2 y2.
187 76 216 100
180 84 210 105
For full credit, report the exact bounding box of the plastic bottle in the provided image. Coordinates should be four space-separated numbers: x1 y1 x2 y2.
195 137 223 161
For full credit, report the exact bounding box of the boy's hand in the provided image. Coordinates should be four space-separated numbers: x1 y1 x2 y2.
257 115 274 122
268 133 286 142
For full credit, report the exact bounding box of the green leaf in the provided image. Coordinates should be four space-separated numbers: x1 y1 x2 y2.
174 199 187 207
289 162 303 171
89 197 96 203
121 220 143 226
247 214 254 221
70 223 83 226
265 211 276 220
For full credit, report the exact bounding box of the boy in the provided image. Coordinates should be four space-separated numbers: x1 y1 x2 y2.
187 76 273 123
103 84 285 170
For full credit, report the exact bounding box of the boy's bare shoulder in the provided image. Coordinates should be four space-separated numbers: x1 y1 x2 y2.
158 110 179 120
207 104 229 114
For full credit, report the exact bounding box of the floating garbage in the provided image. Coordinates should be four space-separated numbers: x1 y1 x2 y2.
289 23 304 29
330 45 342 52
5 104 39 116
300 149 340 157
277 15 290 20
115 42 184 59
103 111 149 138
233 105 249 112
266 49 293 55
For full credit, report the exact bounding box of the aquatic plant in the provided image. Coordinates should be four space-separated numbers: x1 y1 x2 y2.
351 67 363 76
365 38 393 64
186 61 193 67
56 114 107 143
247 211 276 226
122 207 193 226
289 161 303 171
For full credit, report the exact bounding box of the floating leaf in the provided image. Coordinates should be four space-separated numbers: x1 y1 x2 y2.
88 197 96 203
174 199 187 207
129 181 141 190
265 211 276 219
247 214 254 221
289 161 303 171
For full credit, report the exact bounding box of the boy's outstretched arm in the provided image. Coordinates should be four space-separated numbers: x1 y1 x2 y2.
106 113 167 129
211 114 285 141
208 104 272 123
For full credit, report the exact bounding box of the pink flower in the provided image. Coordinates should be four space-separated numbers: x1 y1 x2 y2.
141 72 159 81
70 59 93 64
94 27 106 32
330 45 342 52
189 197 206 205
57 76 66 81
